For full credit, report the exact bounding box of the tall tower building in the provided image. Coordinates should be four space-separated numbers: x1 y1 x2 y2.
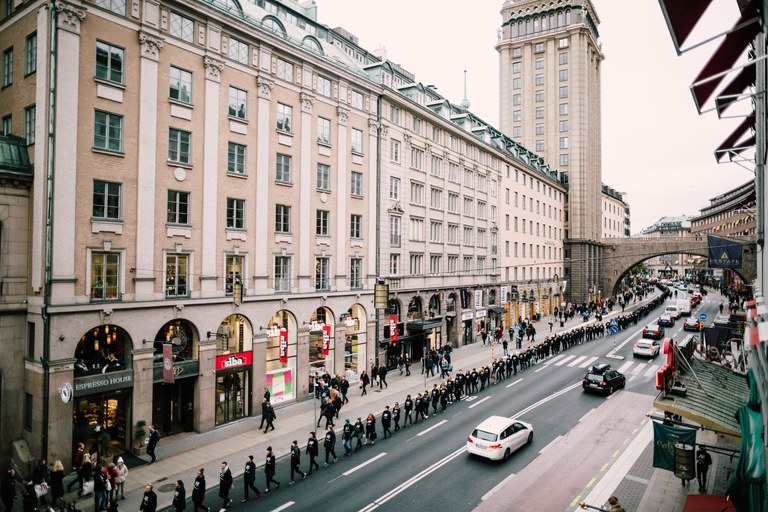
497 0 604 302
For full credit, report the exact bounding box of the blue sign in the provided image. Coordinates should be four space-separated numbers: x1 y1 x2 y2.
514 323 521 331
610 325 619 335
699 313 707 321
610 319 618 327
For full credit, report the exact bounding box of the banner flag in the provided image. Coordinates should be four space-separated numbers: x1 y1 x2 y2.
388 316 398 341
321 325 331 356
652 420 697 470
279 328 289 363
162 343 174 384
708 234 742 268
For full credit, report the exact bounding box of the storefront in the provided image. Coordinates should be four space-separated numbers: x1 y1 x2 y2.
307 307 334 391
343 304 367 376
72 370 133 456
462 310 474 345
215 351 252 425
151 320 198 435
264 310 297 404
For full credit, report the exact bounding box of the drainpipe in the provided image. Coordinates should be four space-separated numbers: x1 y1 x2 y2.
375 93 382 366
41 0 59 458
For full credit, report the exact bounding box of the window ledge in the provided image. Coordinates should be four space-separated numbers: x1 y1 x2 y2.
167 160 192 169
92 147 125 157
91 219 124 234
169 98 194 108
227 172 248 179
226 229 247 241
94 77 126 89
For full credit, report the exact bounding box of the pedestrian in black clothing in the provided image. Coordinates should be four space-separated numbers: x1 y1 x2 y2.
68 442 85 494
241 456 261 502
364 413 377 445
306 432 319 475
323 427 338 466
340 377 350 404
288 441 306 484
50 460 65 509
696 446 713 492
146 426 160 464
403 396 413 426
218 462 232 509
381 406 392 438
371 365 379 388
392 402 401 432
32 458 49 510
139 483 157 512
191 469 209 512
263 402 276 433
258 399 269 430
171 480 186 512
264 447 280 492
1 468 16 512
353 418 365 452
342 420 354 456
359 371 370 395
378 365 388 388
322 399 335 429
405 355 411 376
21 479 36 512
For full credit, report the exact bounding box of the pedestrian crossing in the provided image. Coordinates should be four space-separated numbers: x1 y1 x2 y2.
544 353 660 379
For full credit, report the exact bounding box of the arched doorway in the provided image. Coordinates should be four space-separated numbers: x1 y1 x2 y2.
407 296 423 319
446 292 458 347
343 304 367 377
307 307 334 387
72 324 132 456
264 310 297 404
212 314 253 426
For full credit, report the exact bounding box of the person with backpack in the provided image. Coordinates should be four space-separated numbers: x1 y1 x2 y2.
146 426 160 464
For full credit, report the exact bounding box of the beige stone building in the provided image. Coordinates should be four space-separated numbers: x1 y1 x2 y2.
602 185 630 239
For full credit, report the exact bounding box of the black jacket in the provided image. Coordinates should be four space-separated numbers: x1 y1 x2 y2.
139 490 157 512
306 438 318 457
244 461 256 483
265 455 276 476
192 476 206 503
324 431 336 449
172 487 186 511
218 467 232 497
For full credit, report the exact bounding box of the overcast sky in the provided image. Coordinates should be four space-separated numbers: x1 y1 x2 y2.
316 0 753 232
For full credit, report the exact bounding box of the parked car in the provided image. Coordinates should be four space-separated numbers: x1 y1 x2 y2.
582 364 626 395
633 338 661 358
683 317 701 331
658 314 675 327
466 415 533 461
642 323 665 340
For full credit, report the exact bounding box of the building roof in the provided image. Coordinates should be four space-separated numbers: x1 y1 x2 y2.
0 135 34 178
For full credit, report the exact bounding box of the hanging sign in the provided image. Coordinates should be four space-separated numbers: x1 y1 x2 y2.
321 325 331 355
388 316 398 341
279 328 289 363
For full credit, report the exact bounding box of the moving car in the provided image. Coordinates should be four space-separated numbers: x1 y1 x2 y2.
582 364 626 395
658 314 675 327
633 338 661 358
467 415 533 461
683 317 701 331
664 304 681 319
642 323 665 340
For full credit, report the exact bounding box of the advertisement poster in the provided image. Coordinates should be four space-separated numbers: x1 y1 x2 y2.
266 368 294 403
321 325 331 355
279 328 288 363
389 316 398 341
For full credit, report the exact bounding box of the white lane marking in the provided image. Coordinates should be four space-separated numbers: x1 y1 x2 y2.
481 471 517 501
555 355 575 366
417 419 447 437
342 452 387 476
539 435 562 454
548 355 566 365
568 355 587 367
270 502 295 512
512 381 582 418
579 356 599 368
506 378 523 388
644 365 660 378
468 396 492 409
617 361 634 374
534 365 549 373
631 363 647 375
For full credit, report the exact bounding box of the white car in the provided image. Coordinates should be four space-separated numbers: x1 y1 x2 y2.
633 338 661 358
467 415 533 461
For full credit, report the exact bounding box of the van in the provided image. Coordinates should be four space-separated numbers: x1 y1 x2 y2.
676 299 691 317
664 304 681 319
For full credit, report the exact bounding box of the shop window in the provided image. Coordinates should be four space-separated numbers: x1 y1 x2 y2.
213 315 252 356
74 324 128 376
90 251 120 301
264 310 297 404
153 320 196 362
225 255 244 296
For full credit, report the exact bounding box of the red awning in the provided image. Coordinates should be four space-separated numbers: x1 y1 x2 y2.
658 0 714 54
683 494 735 512
715 114 755 162
715 63 755 116
692 13 760 112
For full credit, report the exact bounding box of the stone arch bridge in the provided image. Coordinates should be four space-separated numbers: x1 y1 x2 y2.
600 236 757 297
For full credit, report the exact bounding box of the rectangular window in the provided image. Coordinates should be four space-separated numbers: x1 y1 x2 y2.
274 256 291 292
536 123 544 135
409 254 423 276
316 210 329 236
410 182 423 205
560 120 569 132
350 90 364 109
535 42 545 53
559 86 568 99
429 255 441 275
536 140 544 151
410 217 424 242
24 105 34 145
512 77 521 90
167 190 190 225
168 128 191 163
448 162 459 182
94 111 123 152
535 57 544 70
25 33 36 75
390 216 401 247
93 180 121 220
317 75 331 97
430 187 442 209
559 69 568 81
559 52 568 65
389 104 400 124
535 107 544 119
430 221 442 243
432 125 440 143
228 86 247 120
513 93 522 106
412 116 422 134
463 226 473 246
1 115 10 136
275 204 291 233
169 66 192 103
560 154 569 166
447 224 458 244
463 256 472 274
24 394 33 431
350 214 363 239
349 258 363 290
512 126 521 138
315 257 329 290
228 37 248 65
90 250 120 300
227 142 246 175
317 117 331 144
512 61 521 73
389 254 399 275
95 0 126 15
226 198 245 229
447 256 458 273
535 73 544 86
559 136 569 149
559 103 568 115
316 163 330 191
222 255 245 297
463 197 473 216
447 193 458 213
165 253 189 298
275 153 292 184
276 58 294 81
351 128 363 153
512 110 522 122
536 90 544 102
95 41 124 84
410 147 423 170
390 139 400 163
276 103 292 132
389 177 400 200
512 47 522 57
430 155 442 177
169 12 194 43
350 171 363 196
559 37 570 48
2 47 12 87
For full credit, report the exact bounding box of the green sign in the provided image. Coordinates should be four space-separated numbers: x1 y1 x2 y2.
652 420 697 471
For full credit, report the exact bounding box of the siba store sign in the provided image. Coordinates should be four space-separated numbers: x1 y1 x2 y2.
215 351 253 371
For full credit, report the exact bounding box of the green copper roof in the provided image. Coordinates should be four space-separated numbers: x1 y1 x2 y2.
0 135 33 176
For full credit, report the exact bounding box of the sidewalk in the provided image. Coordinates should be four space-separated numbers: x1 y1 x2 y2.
60 293 662 512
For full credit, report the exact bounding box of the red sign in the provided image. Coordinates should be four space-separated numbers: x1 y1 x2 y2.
389 315 398 341
215 351 253 371
279 328 289 363
321 325 331 356
162 343 175 384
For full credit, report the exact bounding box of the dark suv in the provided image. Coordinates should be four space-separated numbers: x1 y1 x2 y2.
582 364 626 395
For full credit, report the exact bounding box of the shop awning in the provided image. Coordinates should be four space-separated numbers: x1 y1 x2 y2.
657 0 714 54
489 306 506 314
653 357 749 438
406 318 443 332
715 63 755 116
715 113 755 162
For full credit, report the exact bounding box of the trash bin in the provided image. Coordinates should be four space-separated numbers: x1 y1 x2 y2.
674 443 695 480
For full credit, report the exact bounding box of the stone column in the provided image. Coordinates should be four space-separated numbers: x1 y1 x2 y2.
334 106 350 282
253 76 274 289
298 92 314 293
195 337 217 431
130 347 155 449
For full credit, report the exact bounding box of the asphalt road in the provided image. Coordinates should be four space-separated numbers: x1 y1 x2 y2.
193 289 720 512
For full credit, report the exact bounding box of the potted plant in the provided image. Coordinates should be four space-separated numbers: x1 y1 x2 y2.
133 420 147 456
99 432 112 459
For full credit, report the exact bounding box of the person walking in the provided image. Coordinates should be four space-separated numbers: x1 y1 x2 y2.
403 395 413 427
404 355 411 376
353 417 365 452
241 455 261 502
93 463 107 512
322 398 335 429
392 402 401 432
21 479 36 512
342 420 354 456
359 371 370 395
67 442 85 495
340 376 350 404
288 441 306 484
264 447 280 493
263 402 276 433
171 480 185 512
381 406 392 439
31 458 49 510
365 413 377 445
115 458 128 501
146 425 160 464
139 484 157 512
191 469 209 512
1 468 16 512
378 365 388 389
306 432 319 475
50 460 65 510
696 446 713 493
323 427 337 466
218 462 232 510
258 399 269 430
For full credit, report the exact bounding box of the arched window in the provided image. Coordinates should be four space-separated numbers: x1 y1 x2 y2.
302 36 323 55
74 325 130 376
262 16 286 37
